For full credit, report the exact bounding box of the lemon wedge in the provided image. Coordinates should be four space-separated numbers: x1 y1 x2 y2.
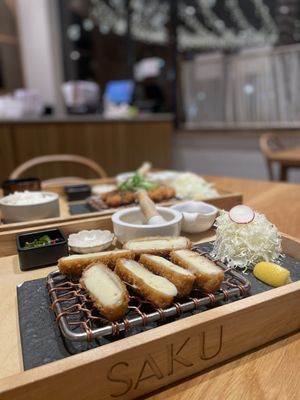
253 262 291 287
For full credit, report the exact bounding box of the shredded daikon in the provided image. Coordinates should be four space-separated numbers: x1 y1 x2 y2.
212 210 282 270
170 172 219 199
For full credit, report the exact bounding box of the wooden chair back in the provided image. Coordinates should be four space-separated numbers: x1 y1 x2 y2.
9 154 107 185
259 133 285 157
259 133 285 180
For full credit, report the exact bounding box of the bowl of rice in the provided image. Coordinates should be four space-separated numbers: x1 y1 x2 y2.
0 191 60 223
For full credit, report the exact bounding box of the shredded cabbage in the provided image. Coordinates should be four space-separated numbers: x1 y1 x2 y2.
212 210 282 270
171 172 219 199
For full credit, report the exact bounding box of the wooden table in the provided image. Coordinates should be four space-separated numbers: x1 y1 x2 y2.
207 176 300 239
147 176 300 400
0 176 300 399
268 146 300 181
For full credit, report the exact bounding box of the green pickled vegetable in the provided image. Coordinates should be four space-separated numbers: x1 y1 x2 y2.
24 235 52 248
118 174 157 191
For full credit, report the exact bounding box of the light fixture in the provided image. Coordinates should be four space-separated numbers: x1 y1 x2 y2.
82 0 278 51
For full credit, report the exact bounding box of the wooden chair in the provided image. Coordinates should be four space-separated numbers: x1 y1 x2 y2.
9 154 107 186
259 133 285 180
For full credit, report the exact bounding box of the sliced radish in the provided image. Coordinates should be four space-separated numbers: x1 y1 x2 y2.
229 205 255 224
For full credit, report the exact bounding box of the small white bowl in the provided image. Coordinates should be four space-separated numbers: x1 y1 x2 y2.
68 230 114 254
112 206 182 243
92 184 117 195
171 201 218 233
0 191 59 223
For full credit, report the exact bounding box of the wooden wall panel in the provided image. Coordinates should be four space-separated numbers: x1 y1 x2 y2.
6 120 172 180
121 122 172 171
0 125 15 181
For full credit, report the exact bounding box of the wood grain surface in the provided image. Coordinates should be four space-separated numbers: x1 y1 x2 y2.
208 176 300 239
0 119 172 181
145 176 300 400
0 176 300 400
0 234 299 400
268 146 300 164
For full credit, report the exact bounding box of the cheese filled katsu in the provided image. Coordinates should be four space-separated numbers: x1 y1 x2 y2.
80 263 129 321
171 249 224 293
56 236 226 321
58 249 135 276
139 254 195 297
123 236 192 256
115 258 178 308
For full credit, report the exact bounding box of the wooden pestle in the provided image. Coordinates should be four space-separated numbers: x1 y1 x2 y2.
136 189 166 225
137 161 152 177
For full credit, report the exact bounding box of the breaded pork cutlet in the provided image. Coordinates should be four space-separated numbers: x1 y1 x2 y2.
148 185 176 202
170 249 224 293
80 263 129 321
115 258 177 308
102 190 136 208
139 254 195 297
58 249 135 277
123 236 192 256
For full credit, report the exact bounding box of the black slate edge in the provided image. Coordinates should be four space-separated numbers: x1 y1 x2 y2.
17 242 300 371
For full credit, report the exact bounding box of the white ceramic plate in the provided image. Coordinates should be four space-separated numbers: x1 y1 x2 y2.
68 230 115 254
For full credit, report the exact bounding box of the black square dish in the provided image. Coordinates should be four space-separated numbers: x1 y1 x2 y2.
65 185 91 201
16 228 68 271
1 177 41 196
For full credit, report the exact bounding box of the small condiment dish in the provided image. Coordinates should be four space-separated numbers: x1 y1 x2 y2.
16 228 68 271
171 201 218 233
68 229 114 253
2 177 41 196
65 184 91 201
112 206 182 242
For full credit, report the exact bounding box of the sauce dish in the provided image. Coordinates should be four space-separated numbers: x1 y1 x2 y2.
68 230 114 253
171 201 218 233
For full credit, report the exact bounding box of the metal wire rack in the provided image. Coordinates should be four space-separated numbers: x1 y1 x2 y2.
46 246 251 342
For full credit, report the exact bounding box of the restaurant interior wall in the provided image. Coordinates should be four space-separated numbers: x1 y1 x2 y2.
173 130 300 182
0 1 22 93
2 1 300 182
16 0 64 113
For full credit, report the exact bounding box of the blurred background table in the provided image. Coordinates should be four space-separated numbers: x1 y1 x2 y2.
208 176 300 238
268 146 300 181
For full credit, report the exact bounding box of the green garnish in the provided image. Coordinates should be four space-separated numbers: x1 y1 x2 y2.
24 235 52 248
118 174 157 191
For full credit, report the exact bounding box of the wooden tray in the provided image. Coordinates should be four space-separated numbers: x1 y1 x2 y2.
0 214 114 257
0 177 242 257
0 233 300 399
0 177 242 233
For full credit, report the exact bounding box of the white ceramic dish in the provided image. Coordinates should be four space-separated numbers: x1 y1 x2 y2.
0 191 59 223
112 206 182 242
115 170 179 185
68 230 114 254
171 201 218 233
91 184 117 195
